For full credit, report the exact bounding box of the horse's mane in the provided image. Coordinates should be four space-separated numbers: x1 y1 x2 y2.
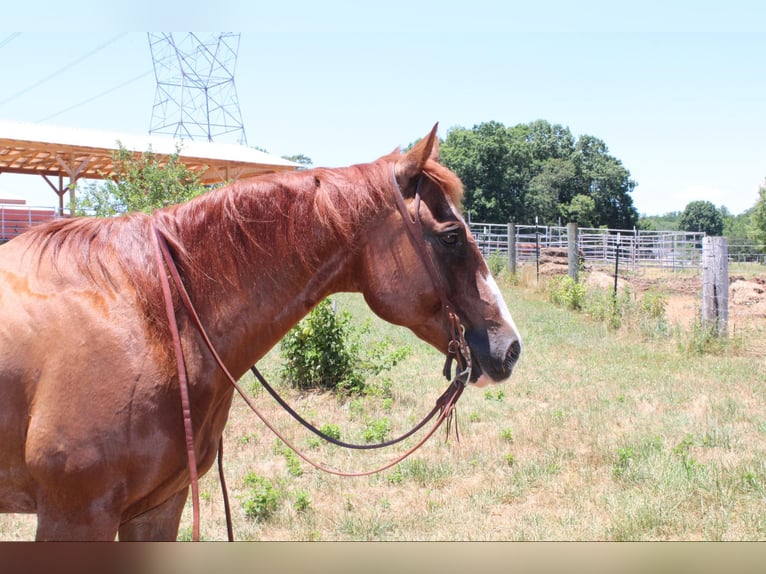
155 152 464 289
20 150 464 297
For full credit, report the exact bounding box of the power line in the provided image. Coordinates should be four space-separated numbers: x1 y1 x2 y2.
36 69 153 123
0 33 21 50
0 33 128 107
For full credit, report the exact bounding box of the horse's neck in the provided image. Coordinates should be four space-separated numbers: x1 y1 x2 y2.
163 173 380 374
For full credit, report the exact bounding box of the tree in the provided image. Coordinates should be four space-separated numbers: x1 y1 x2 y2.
573 135 638 229
563 194 598 227
282 154 313 168
747 182 766 248
77 143 208 216
678 200 724 236
440 120 638 228
638 211 681 231
525 157 577 224
440 121 528 223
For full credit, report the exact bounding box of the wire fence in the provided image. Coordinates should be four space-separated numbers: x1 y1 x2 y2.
468 222 766 270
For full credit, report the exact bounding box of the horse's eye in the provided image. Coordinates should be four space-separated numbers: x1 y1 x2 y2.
440 230 461 246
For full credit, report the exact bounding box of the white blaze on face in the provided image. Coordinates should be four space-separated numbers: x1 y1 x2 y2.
471 270 522 387
483 270 521 345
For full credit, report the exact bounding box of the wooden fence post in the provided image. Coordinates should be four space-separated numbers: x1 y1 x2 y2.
702 236 728 336
567 222 579 281
507 221 517 275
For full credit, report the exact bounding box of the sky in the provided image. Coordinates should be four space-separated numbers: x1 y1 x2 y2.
1 1 765 217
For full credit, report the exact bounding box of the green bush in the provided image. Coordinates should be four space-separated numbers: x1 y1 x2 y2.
280 298 364 393
280 297 409 394
548 275 587 311
487 252 507 277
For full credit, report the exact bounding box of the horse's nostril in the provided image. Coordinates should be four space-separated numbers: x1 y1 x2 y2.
505 340 521 370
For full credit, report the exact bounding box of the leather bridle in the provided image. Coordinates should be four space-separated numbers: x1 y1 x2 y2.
389 166 472 382
150 166 473 541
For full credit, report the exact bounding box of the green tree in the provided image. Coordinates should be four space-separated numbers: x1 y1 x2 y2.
563 194 598 227
440 120 638 228
525 157 577 223
573 135 638 229
282 154 313 168
638 211 681 231
678 200 724 236
77 143 208 216
747 182 766 248
440 121 528 223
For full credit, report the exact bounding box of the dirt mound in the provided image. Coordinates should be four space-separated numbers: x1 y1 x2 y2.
729 276 766 317
584 271 628 293
536 247 584 276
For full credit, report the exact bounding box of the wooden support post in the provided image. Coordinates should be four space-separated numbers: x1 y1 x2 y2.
567 222 579 282
702 236 728 336
507 221 517 276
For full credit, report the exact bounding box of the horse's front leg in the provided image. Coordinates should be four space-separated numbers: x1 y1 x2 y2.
118 488 189 541
35 493 122 541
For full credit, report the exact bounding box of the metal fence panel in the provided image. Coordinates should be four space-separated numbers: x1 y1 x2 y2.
469 223 707 270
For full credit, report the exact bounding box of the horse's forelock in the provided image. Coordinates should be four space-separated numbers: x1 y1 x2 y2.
423 159 464 212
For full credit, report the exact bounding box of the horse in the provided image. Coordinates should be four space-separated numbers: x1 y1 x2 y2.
0 125 521 541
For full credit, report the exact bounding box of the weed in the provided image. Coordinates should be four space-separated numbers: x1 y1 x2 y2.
673 434 699 477
680 318 731 356
487 252 507 277
500 427 514 443
348 397 366 419
363 417 391 443
283 448 303 477
549 275 587 311
293 490 312 512
272 439 304 476
242 472 282 522
319 423 342 441
339 513 395 540
387 467 404 485
484 388 505 402
613 435 664 482
613 446 635 479
393 458 453 487
637 289 669 338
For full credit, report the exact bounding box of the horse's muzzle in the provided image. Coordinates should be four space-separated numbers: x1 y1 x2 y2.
465 330 521 386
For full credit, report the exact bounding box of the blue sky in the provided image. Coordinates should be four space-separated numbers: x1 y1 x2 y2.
1 2 765 217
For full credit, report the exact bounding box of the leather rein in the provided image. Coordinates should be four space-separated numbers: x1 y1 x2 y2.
151 168 471 541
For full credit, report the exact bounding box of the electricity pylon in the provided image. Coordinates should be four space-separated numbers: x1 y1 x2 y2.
148 32 247 145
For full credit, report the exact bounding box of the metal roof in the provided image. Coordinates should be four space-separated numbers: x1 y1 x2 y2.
0 120 300 185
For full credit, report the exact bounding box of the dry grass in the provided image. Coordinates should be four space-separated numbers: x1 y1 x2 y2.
3 267 766 541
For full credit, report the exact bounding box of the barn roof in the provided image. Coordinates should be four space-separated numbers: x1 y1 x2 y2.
0 120 300 186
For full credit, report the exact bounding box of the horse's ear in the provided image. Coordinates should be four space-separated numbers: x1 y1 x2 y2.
394 123 439 197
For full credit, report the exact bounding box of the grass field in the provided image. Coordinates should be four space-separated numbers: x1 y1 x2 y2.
2 266 765 541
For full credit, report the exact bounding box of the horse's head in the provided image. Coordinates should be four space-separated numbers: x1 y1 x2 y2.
356 125 521 386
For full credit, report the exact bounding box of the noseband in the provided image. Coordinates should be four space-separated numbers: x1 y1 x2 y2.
390 166 472 382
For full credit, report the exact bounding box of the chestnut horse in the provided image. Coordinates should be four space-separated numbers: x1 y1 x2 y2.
0 126 521 540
